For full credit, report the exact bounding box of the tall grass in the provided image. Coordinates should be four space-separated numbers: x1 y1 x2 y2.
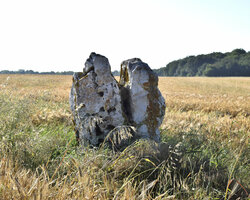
0 75 249 199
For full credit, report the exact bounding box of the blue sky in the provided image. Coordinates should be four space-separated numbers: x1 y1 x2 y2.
0 0 249 72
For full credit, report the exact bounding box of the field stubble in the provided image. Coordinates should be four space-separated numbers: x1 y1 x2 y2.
0 74 249 199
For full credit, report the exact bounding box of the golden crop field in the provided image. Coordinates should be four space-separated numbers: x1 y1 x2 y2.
0 74 249 199
1 75 249 140
158 77 250 147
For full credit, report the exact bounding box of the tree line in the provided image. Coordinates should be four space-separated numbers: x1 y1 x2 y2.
154 49 250 76
1 49 250 77
0 69 74 75
0 69 122 76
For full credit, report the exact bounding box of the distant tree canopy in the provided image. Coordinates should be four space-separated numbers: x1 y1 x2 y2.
1 49 250 77
0 69 122 76
154 49 250 76
0 69 74 75
112 70 120 76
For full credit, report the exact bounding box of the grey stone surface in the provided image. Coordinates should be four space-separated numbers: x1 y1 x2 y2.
70 53 165 146
70 53 125 146
119 58 165 142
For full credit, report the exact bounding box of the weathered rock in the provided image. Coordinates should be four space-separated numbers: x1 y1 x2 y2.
70 53 165 146
119 58 165 142
70 53 125 146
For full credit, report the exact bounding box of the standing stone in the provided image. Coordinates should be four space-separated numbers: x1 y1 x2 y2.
119 58 165 142
70 53 165 146
70 53 125 146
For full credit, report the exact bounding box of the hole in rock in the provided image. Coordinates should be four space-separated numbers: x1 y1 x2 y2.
99 107 105 112
107 124 115 131
108 107 116 114
98 138 104 143
98 92 104 97
95 124 102 136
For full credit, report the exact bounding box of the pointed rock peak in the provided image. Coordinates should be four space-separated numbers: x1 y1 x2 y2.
84 52 111 76
119 58 157 86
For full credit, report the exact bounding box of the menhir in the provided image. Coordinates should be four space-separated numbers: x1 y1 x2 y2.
70 53 165 147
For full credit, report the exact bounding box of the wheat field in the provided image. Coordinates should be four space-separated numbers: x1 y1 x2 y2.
0 74 249 199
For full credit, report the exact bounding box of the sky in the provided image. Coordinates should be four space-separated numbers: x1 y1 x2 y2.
0 0 250 72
